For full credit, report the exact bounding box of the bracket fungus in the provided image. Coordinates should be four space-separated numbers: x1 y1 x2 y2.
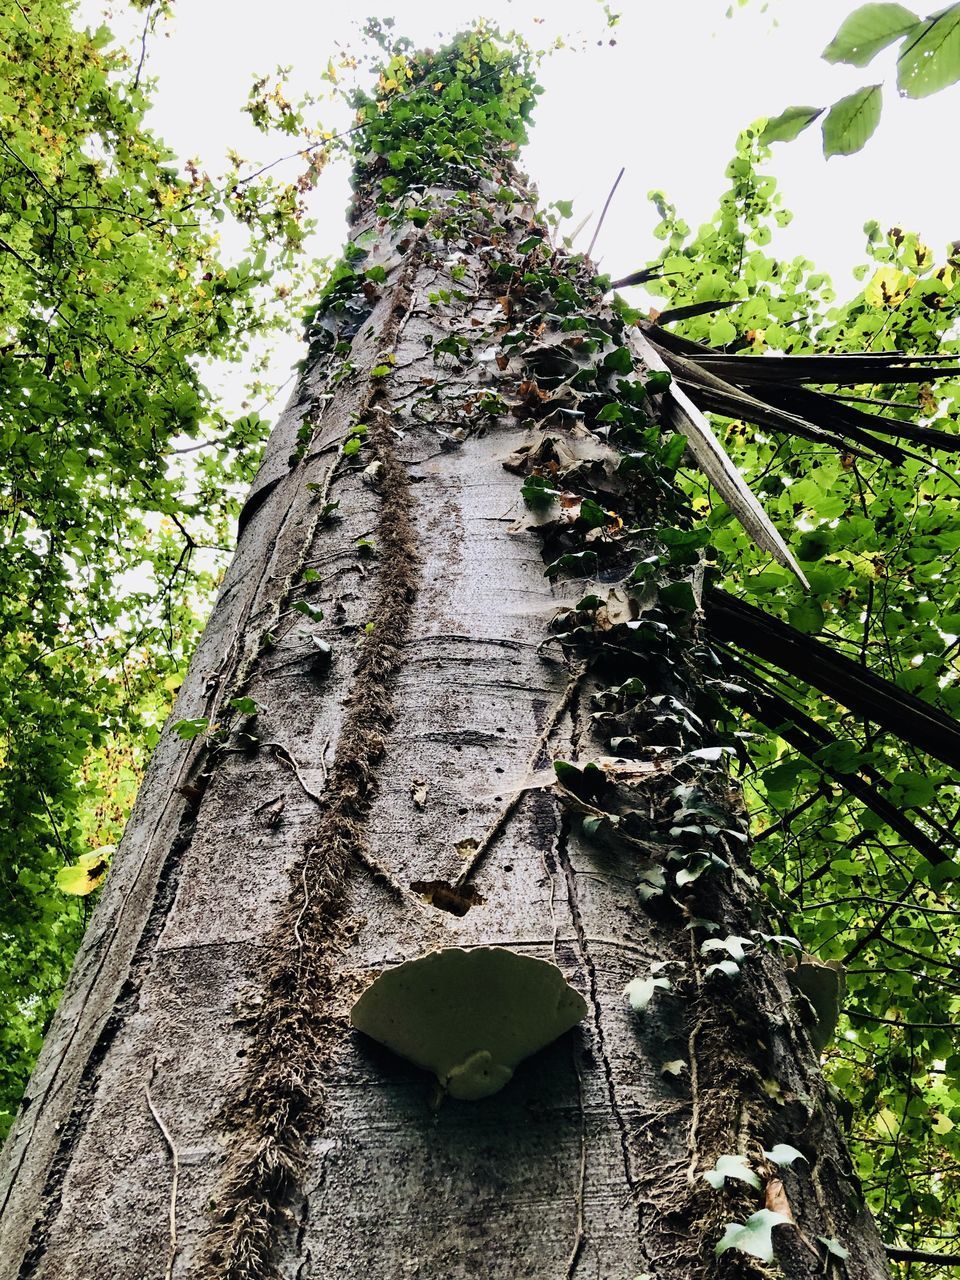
350 946 588 1099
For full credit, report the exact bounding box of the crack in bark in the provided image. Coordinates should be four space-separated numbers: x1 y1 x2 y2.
555 810 643 1228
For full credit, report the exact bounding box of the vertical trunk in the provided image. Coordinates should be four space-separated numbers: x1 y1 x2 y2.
1 40 890 1280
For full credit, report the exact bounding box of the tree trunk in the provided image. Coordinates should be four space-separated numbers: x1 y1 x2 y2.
0 41 891 1280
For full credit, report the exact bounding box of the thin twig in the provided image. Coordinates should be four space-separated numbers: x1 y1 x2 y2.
145 1060 179 1280
586 167 625 261
293 863 310 966
133 0 155 90
264 741 324 803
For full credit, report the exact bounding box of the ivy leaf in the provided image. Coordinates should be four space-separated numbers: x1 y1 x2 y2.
603 345 633 375
229 697 259 716
702 935 753 962
172 717 209 741
898 3 960 96
763 1143 808 1167
818 1236 850 1260
578 498 611 530
292 601 325 623
823 4 919 66
660 581 698 613
704 1153 762 1190
821 85 883 157
624 975 671 1013
521 474 560 507
716 1210 791 1262
759 105 824 144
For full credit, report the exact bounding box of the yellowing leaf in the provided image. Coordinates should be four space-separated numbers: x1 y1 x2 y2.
865 265 916 307
56 848 113 896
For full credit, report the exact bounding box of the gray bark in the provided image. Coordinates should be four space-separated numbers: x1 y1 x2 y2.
0 190 891 1280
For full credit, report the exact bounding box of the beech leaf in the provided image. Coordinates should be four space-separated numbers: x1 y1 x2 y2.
823 3 919 66
822 85 883 157
898 3 960 97
56 848 113 896
759 105 824 144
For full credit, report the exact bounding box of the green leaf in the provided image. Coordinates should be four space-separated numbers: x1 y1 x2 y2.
603 346 634 375
709 315 737 347
716 1210 791 1262
763 1143 808 1167
292 601 325 622
644 370 672 394
577 498 610 530
759 105 824 144
787 599 825 634
898 4 960 97
703 1153 762 1191
822 85 883 156
229 697 258 716
823 4 919 66
660 581 698 612
172 717 209 741
658 434 688 471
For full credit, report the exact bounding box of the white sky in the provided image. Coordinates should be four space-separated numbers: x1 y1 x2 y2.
79 0 960 418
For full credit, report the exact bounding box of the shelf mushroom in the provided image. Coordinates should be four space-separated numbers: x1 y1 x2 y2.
350 946 588 1100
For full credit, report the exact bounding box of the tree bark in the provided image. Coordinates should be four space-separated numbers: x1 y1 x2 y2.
0 54 891 1280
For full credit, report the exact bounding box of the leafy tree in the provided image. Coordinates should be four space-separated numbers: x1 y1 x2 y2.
1 7 959 1277
0 0 324 1134
640 128 960 1266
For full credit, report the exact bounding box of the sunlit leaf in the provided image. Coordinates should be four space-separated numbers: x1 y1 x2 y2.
823 4 919 66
